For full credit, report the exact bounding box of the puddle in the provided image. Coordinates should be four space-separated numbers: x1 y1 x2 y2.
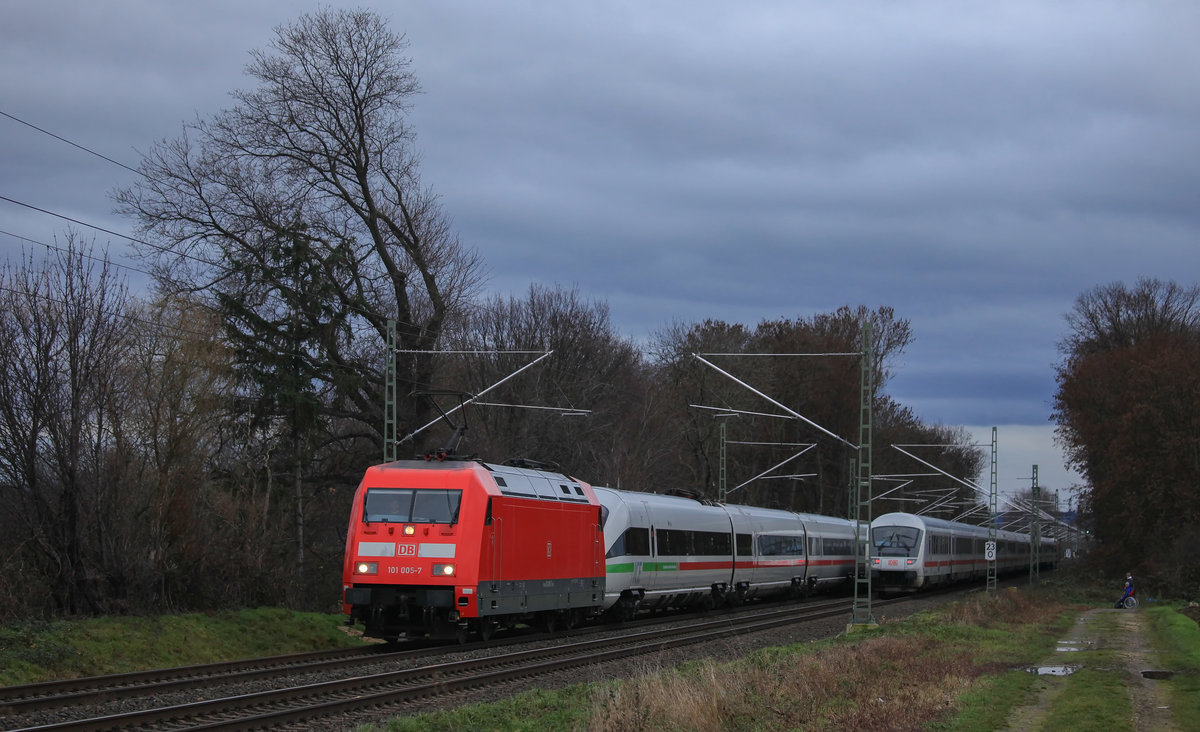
1142 670 1175 680
1027 665 1080 676
1055 647 1083 652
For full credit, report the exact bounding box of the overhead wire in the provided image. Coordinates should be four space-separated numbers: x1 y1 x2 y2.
0 108 606 406
0 109 150 181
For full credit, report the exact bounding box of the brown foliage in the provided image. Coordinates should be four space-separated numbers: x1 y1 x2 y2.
1054 279 1200 595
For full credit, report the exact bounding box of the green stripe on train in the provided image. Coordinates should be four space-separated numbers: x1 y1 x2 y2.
605 562 678 573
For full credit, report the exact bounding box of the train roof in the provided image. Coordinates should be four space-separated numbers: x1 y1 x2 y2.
872 511 1045 542
365 458 597 505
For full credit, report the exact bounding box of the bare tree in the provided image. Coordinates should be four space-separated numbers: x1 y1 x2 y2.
0 233 130 615
114 8 485 582
647 307 922 514
437 284 651 486
1062 278 1200 355
112 295 240 610
115 7 485 451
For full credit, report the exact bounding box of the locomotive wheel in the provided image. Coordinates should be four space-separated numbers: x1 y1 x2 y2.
478 619 497 641
564 609 583 630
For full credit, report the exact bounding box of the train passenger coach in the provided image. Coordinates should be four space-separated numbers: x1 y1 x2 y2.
596 487 861 617
870 511 1056 594
342 459 605 641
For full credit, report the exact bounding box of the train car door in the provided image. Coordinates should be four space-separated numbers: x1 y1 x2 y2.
639 500 655 591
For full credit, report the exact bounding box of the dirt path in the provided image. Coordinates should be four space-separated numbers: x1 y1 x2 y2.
1002 608 1177 731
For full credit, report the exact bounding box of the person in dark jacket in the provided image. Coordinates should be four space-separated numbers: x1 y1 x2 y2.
1114 572 1134 608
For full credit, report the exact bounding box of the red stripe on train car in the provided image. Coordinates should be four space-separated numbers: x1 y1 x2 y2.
678 561 736 571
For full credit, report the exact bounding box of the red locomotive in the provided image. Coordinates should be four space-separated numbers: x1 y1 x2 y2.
341 457 606 641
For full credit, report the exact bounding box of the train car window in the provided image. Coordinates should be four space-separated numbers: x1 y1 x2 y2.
658 528 691 556
364 488 461 524
954 537 972 555
736 533 752 557
810 537 821 556
822 538 853 556
606 532 625 558
872 526 921 557
626 527 650 555
607 527 650 558
758 534 804 556
694 530 732 556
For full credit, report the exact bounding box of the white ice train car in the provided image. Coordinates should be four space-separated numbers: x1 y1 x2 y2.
594 487 862 617
870 511 1056 593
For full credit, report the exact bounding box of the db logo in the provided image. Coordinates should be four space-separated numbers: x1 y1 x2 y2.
397 544 417 556
887 559 899 566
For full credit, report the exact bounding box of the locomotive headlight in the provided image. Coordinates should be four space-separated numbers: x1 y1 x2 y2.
872 558 880 565
906 559 916 565
433 563 456 577
403 525 416 536
355 562 378 575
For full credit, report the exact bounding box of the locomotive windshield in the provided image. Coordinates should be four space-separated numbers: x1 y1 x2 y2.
363 488 461 524
872 525 922 557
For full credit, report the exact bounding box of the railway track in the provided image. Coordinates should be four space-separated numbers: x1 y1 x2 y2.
3 595 916 731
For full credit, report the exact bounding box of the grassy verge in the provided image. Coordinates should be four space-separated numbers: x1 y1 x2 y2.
364 587 1078 732
1147 603 1200 728
0 608 368 686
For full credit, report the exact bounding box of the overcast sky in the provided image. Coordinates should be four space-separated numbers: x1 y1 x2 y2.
3 1 1197 505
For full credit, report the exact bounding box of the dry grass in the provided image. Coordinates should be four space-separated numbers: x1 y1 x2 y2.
938 586 1066 628
586 634 975 731
585 590 1075 732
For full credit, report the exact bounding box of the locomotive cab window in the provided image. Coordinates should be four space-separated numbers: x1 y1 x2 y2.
363 488 461 524
872 526 921 557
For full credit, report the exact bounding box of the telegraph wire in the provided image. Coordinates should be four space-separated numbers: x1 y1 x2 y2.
0 192 415 331
0 110 400 329
0 227 155 279
0 281 216 341
0 193 220 268
0 112 494 371
0 109 148 181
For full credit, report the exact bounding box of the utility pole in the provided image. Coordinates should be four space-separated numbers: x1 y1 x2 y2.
719 419 728 503
384 319 397 463
849 321 876 628
986 427 998 592
1029 465 1040 583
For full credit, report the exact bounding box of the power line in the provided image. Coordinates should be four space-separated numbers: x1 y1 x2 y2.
0 281 215 341
0 193 218 266
0 227 154 279
0 109 147 180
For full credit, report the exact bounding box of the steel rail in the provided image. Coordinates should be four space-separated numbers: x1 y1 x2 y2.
9 597 915 732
